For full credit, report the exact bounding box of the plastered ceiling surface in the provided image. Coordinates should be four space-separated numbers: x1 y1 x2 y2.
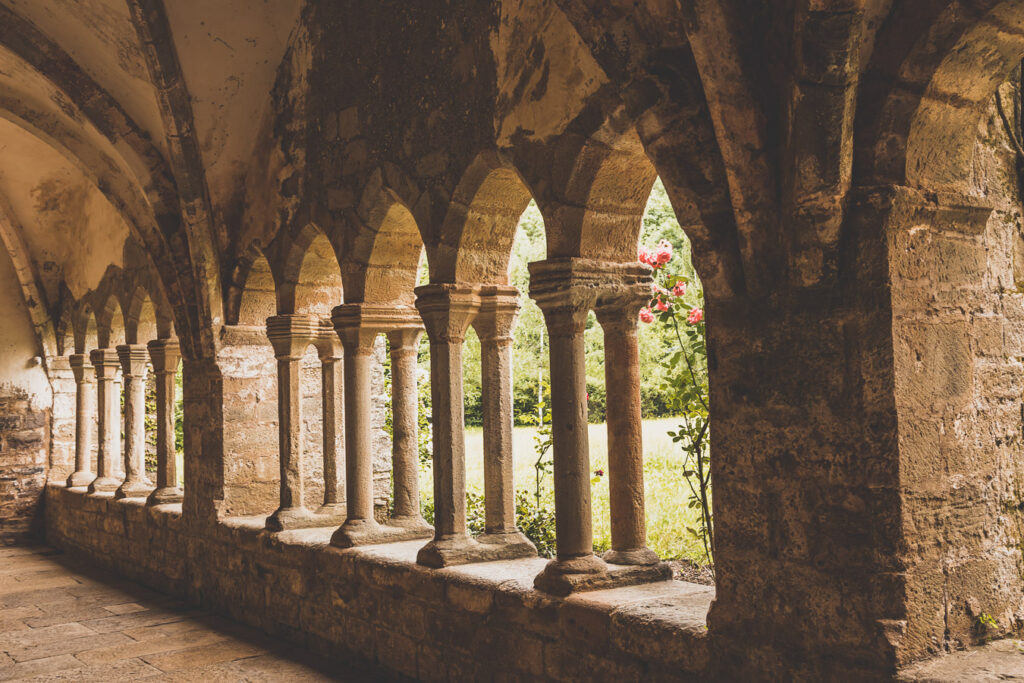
0 0 167 159
0 117 129 301
163 0 304 212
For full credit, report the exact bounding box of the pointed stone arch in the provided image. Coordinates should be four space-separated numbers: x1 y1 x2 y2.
344 181 424 305
432 150 536 285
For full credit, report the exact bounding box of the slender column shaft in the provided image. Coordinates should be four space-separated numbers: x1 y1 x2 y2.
67 354 96 488
332 305 432 548
319 339 344 509
278 355 302 508
341 329 377 524
88 349 122 493
116 345 153 499
389 328 424 519
415 286 478 546
597 304 657 565
474 290 520 535
265 314 320 531
544 306 594 560
433 332 467 537
480 335 515 531
148 339 182 505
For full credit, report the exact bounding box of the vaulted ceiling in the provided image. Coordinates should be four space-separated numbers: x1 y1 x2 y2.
0 0 305 348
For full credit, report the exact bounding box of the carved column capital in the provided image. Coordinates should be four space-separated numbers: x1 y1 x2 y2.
594 285 651 331
68 353 95 384
414 283 480 344
315 320 343 362
332 303 420 354
147 338 181 375
387 326 424 354
473 285 520 343
529 258 653 335
116 344 150 378
266 314 321 359
89 349 121 378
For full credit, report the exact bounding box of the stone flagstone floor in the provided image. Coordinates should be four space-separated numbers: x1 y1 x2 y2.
0 545 377 681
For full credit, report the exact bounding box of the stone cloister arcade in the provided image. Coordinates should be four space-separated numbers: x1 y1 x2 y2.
2 0 1024 680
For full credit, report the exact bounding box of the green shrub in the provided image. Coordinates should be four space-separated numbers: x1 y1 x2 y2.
515 490 557 558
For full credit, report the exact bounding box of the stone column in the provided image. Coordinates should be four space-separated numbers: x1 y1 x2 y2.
596 295 659 565
387 326 431 533
265 314 322 531
415 285 478 566
147 338 183 505
529 258 669 595
315 328 346 522
114 344 154 499
66 354 96 488
87 349 122 493
332 304 432 547
473 285 535 555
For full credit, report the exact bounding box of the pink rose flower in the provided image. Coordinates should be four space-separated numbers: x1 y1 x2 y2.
687 307 704 324
672 281 687 297
655 298 670 312
638 246 653 266
654 239 673 265
639 307 655 323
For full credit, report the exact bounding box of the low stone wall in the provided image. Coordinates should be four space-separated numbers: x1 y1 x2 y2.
45 484 712 681
0 393 49 544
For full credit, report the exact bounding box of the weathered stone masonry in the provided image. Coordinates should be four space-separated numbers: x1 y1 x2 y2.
46 486 714 682
0 390 48 544
3 1 1024 680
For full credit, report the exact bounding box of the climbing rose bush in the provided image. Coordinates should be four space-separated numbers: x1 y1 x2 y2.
637 240 713 571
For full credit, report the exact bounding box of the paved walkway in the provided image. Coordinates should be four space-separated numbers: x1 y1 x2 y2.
899 638 1024 682
0 545 373 682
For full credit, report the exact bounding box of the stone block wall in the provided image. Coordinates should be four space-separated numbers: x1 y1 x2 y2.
216 326 392 519
0 390 49 544
217 327 281 516
886 101 1024 658
45 356 76 484
45 485 712 681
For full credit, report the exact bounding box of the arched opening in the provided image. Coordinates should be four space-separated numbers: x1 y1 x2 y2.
851 6 1024 654
56 306 74 357
293 231 345 516
98 294 125 350
452 184 551 544
128 290 159 345
434 134 713 592
363 203 423 306
128 292 159 479
81 308 99 475
294 232 344 317
237 253 277 328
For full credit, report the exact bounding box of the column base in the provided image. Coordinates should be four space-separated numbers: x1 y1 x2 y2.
66 471 95 489
147 486 183 506
114 479 154 500
478 529 537 558
416 531 537 568
389 513 434 534
602 546 661 566
315 502 348 524
533 553 671 597
331 518 433 548
87 476 121 494
265 506 334 532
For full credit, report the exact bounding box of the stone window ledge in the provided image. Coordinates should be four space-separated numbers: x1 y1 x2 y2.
47 484 713 678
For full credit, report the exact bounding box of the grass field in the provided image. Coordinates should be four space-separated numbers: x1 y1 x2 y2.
458 417 707 562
